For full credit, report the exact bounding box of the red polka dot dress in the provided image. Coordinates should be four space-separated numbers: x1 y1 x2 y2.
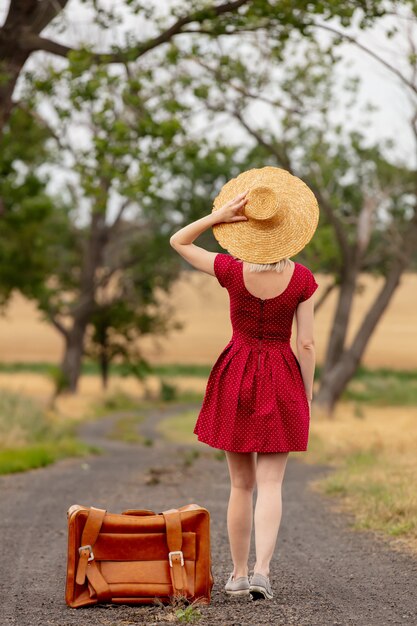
193 253 319 453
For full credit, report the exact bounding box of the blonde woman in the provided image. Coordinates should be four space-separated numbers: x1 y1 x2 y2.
170 167 319 601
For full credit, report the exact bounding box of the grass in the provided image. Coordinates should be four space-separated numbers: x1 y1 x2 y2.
309 444 417 545
0 439 98 474
300 403 417 552
88 389 203 446
342 366 417 406
153 594 204 623
0 389 100 475
0 360 213 377
89 388 203 420
157 409 200 445
106 414 146 444
90 388 149 417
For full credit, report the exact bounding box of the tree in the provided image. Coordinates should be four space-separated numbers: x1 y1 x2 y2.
84 238 184 390
187 30 417 416
0 0 388 135
0 0 393 393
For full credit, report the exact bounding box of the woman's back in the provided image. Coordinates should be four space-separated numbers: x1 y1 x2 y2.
214 253 318 344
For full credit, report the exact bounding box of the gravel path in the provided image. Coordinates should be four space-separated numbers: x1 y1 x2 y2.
0 402 416 626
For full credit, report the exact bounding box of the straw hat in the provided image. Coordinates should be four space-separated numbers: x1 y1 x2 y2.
211 166 319 263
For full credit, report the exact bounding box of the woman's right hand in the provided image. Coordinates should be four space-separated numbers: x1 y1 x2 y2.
213 191 249 224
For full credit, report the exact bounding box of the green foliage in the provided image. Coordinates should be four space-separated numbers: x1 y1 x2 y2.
160 379 178 402
0 107 58 304
175 605 202 623
0 360 210 377
48 366 71 396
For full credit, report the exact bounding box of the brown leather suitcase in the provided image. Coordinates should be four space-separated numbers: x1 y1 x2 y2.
65 503 214 608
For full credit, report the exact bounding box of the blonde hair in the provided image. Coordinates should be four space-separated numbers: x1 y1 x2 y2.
233 256 291 273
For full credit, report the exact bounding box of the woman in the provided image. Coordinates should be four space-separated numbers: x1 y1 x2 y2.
170 167 319 601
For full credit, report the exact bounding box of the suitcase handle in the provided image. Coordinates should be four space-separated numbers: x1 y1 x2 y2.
121 509 156 516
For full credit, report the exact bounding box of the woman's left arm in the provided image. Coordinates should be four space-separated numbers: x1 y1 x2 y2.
169 191 249 276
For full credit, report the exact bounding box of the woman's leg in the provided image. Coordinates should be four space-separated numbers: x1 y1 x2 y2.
253 452 289 578
224 450 257 578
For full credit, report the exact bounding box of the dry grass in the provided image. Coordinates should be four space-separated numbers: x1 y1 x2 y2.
296 403 417 554
0 372 201 420
1 269 417 368
306 402 417 459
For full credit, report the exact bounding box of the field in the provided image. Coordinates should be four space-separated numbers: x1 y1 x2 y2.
1 267 416 369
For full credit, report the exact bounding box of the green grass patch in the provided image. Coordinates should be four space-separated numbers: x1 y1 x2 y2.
342 367 417 406
157 409 199 446
0 361 213 377
0 439 100 475
0 390 100 475
309 436 417 543
106 414 146 444
89 388 203 420
90 389 147 417
175 605 202 623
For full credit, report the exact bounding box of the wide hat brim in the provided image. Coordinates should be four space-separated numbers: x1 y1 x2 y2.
211 166 319 263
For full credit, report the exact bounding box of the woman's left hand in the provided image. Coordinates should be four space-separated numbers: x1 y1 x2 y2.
213 191 249 224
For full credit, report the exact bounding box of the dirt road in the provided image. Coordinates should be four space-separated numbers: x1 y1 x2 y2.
0 402 416 626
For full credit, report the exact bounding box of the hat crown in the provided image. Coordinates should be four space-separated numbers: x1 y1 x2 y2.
212 166 319 264
245 186 284 223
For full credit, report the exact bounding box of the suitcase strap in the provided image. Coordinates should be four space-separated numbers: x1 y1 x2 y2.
75 507 188 599
162 509 188 595
75 506 112 601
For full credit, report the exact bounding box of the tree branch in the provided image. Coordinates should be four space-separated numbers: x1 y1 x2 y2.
193 57 301 115
312 20 417 95
305 164 352 262
43 308 70 339
132 0 250 57
109 198 132 233
19 32 74 56
230 106 293 172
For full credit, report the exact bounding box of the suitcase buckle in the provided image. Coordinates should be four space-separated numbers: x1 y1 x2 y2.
168 550 184 566
78 544 95 561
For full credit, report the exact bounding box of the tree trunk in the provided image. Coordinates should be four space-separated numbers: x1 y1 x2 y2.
0 57 27 134
315 256 408 416
60 322 88 393
320 263 358 380
99 350 109 390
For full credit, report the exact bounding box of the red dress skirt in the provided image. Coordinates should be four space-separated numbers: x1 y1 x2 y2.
193 253 319 453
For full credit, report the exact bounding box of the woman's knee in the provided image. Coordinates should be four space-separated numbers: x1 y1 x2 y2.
226 451 256 491
230 473 256 491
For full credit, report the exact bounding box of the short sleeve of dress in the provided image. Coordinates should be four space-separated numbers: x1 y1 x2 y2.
214 253 232 289
299 268 319 302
